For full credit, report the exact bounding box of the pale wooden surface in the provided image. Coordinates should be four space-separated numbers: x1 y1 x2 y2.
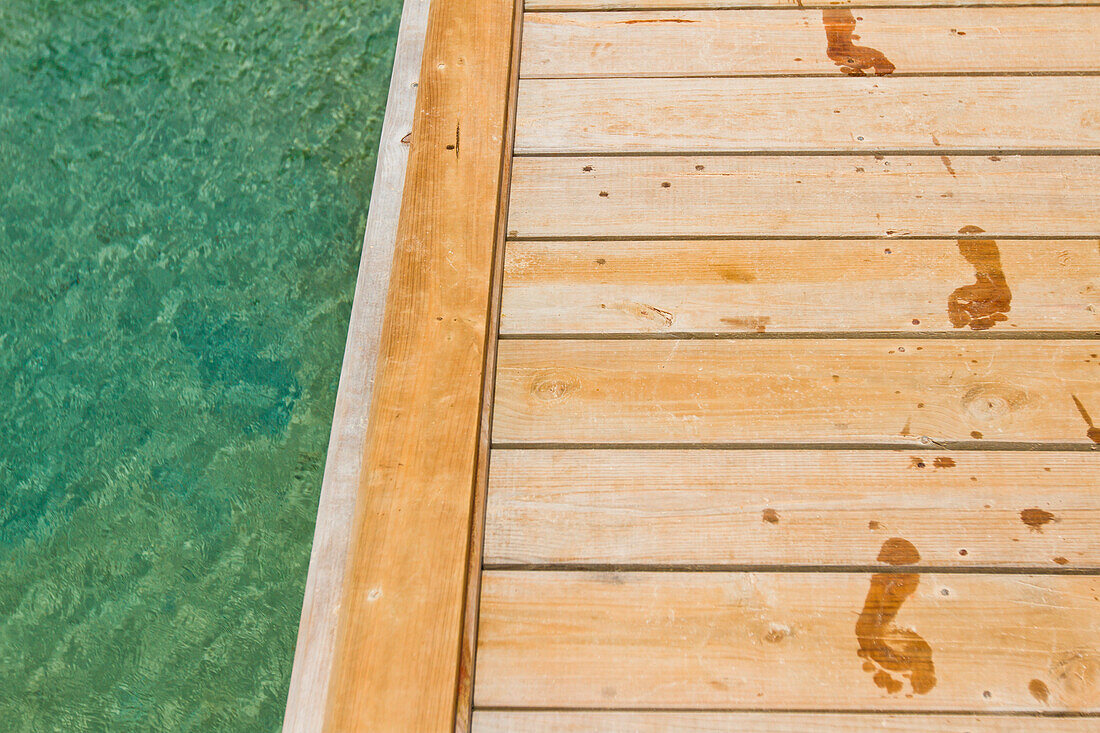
521 8 1100 77
507 155 1100 238
282 1 429 730
321 0 519 728
527 0 1100 9
484 449 1100 567
500 239 1100 334
493 340 1100 444
467 0 1100 725
473 712 1100 732
515 77 1100 153
475 571 1100 710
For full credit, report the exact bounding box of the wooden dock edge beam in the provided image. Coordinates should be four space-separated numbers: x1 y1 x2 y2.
282 2 429 731
320 0 521 729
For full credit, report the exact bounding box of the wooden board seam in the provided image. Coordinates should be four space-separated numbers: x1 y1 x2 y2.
472 706 1100 715
527 3 1100 9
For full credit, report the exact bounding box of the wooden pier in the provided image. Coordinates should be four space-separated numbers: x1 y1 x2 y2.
288 0 1100 730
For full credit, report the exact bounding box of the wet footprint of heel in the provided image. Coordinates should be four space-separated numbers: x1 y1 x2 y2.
822 10 895 77
948 225 1012 330
856 538 937 695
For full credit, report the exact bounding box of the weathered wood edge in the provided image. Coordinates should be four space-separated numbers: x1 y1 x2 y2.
283 1 430 730
322 0 521 728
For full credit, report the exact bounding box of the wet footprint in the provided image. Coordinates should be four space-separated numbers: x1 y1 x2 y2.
822 10 896 77
948 225 1012 330
855 538 937 695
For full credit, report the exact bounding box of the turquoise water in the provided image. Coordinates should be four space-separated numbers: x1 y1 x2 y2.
0 1 401 729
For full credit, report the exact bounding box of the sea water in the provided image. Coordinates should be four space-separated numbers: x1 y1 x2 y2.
0 0 400 728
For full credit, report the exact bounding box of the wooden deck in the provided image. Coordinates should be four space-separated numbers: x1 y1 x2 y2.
290 0 1100 730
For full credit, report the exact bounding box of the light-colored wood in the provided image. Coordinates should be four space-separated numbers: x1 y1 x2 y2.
515 77 1100 154
528 0 1100 9
500 239 1100 334
522 9 1100 78
475 570 1100 710
469 0 1100 722
484 449 1100 567
492 340 1100 444
322 0 518 728
283 1 430 729
472 711 1100 732
507 155 1100 238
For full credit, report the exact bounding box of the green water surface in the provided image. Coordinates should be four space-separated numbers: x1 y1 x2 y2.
0 1 401 729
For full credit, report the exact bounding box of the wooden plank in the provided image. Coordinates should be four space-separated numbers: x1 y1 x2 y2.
474 570 1100 710
522 8 1100 78
473 711 1100 732
282 2 430 730
507 156 1100 238
515 77 1100 154
500 239 1100 334
484 449 1100 567
321 0 518 728
527 0 1100 10
492 340 1100 444
455 0 525 728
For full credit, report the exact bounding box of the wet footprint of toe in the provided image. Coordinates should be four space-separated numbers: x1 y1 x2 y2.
856 538 937 695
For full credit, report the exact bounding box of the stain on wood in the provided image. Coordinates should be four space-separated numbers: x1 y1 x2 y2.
1072 394 1100 444
1020 508 1056 531
948 226 1012 330
856 538 936 695
823 9 895 76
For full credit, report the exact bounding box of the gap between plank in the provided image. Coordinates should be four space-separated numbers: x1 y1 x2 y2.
498 331 1100 340
473 705 1100 716
490 442 1100 451
507 234 1100 241
512 149 1100 157
522 71 1100 80
482 563 1100 574
529 3 1100 11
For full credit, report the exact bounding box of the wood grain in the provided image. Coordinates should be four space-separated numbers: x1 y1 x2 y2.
321 0 518 729
475 571 1100 710
283 1 430 730
500 239 1100 334
521 8 1100 78
507 156 1100 238
455 0 526 729
515 77 1100 153
473 711 1100 732
484 449 1100 567
492 339 1100 444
